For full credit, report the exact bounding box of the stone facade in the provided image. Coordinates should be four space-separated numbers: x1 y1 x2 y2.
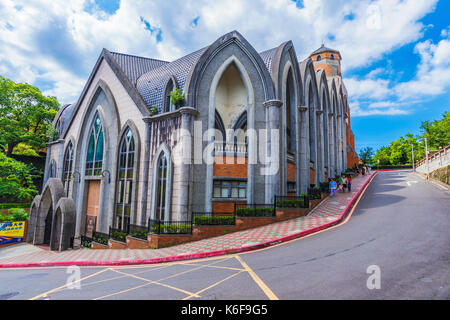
29 31 358 251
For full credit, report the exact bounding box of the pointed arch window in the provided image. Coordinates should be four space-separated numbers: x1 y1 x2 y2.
86 112 104 176
115 128 135 230
156 152 168 220
164 79 174 113
63 142 74 196
330 54 335 60
316 55 322 61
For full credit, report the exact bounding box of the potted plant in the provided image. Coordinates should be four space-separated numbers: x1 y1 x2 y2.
169 88 185 109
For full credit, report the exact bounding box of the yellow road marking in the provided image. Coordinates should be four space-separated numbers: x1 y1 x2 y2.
182 270 245 300
235 255 279 300
29 267 110 300
92 257 231 300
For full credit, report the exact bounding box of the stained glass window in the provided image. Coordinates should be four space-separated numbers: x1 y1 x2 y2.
85 112 104 176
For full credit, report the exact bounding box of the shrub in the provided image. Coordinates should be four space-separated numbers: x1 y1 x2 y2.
0 203 31 209
92 233 109 246
194 215 235 226
130 228 148 239
235 207 274 217
276 200 306 208
149 223 191 234
110 230 127 242
0 153 38 202
7 208 28 221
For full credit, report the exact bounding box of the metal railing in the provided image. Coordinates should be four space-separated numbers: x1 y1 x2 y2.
148 219 193 235
307 187 322 200
234 203 276 217
128 224 149 240
192 212 235 226
274 194 309 210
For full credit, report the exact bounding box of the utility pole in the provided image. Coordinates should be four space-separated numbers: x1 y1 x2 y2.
411 144 415 172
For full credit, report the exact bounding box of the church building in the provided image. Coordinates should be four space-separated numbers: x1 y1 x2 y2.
28 31 359 251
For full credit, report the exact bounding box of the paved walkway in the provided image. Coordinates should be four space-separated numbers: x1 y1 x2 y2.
0 172 376 267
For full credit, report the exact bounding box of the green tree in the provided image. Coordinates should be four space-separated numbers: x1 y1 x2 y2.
0 76 59 156
0 152 38 202
420 111 450 150
358 146 374 165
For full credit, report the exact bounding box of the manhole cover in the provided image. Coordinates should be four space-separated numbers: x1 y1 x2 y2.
0 292 20 300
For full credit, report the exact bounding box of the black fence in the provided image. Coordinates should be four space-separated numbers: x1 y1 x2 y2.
319 182 330 194
192 212 235 226
234 203 276 217
307 187 322 200
128 224 149 240
274 195 309 210
109 227 128 243
148 219 193 235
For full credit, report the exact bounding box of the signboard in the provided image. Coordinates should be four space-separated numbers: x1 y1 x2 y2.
0 221 26 246
85 215 97 238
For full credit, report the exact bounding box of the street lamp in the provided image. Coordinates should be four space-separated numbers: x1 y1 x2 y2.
411 144 415 172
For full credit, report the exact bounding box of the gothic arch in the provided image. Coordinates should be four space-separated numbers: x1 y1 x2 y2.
150 143 173 222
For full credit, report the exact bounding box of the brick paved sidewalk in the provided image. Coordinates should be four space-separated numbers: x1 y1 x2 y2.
0 172 376 267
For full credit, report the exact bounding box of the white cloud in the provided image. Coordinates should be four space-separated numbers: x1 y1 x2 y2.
0 0 441 105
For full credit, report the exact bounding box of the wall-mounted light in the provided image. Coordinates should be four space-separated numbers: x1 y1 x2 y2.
101 170 111 183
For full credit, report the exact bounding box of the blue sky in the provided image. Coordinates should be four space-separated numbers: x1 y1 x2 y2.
0 0 449 153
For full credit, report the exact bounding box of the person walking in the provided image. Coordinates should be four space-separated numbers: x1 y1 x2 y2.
362 166 366 176
329 178 337 197
342 176 348 193
347 175 352 192
337 176 343 192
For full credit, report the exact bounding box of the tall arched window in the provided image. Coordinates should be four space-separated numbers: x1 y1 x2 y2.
63 142 74 196
115 128 135 230
85 112 104 176
316 55 322 61
156 152 168 220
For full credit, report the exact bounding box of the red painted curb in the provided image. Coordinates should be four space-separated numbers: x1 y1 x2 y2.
0 173 377 269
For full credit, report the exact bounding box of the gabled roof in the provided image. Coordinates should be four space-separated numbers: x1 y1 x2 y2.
109 52 168 86
136 47 208 113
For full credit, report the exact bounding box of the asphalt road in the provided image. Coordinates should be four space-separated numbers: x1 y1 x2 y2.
0 171 449 300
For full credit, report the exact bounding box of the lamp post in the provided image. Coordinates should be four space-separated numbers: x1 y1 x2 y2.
411 144 415 172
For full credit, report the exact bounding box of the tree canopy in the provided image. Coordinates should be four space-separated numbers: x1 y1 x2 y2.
0 76 59 156
370 112 449 166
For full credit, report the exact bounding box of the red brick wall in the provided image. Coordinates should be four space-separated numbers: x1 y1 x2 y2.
214 156 248 177
287 162 296 181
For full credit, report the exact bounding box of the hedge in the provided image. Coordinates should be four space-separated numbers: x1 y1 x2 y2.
130 228 148 239
193 215 235 226
276 200 306 208
0 208 29 222
0 203 30 209
235 207 274 217
375 165 412 169
149 224 192 234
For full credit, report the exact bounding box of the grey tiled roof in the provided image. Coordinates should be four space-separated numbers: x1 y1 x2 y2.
136 47 208 112
110 52 168 86
259 47 278 73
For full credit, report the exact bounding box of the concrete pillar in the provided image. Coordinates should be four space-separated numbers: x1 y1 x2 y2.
177 107 198 220
263 99 282 204
316 110 325 183
140 117 152 225
298 106 309 194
